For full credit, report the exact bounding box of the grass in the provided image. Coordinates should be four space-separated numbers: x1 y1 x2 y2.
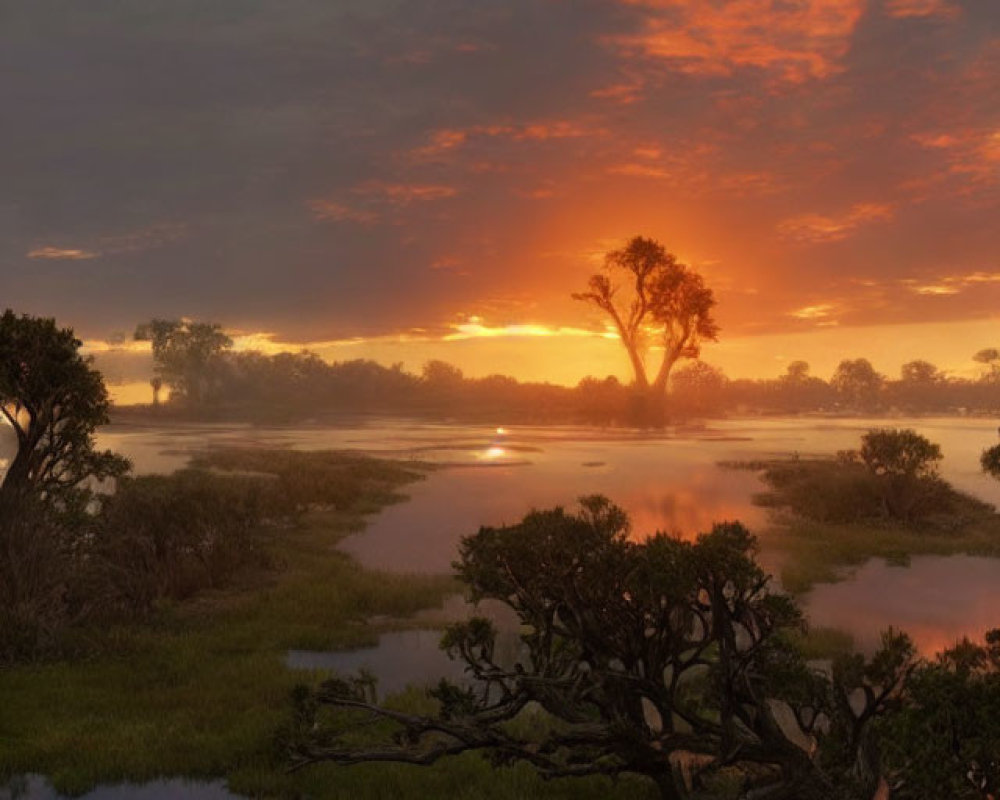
724 457 1000 593
0 450 660 798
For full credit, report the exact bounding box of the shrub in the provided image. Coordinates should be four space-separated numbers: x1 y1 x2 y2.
92 470 286 614
981 443 1000 479
0 495 76 663
847 429 944 520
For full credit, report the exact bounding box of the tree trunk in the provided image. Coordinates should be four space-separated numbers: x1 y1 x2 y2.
651 768 686 800
625 340 650 391
651 348 680 397
1 444 32 493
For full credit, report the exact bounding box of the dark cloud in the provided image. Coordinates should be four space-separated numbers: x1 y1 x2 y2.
0 0 997 341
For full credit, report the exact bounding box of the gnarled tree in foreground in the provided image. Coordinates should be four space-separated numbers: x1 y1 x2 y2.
286 498 917 799
0 310 129 504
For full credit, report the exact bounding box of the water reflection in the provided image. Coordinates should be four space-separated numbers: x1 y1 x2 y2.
805 555 1000 654
0 775 242 800
288 630 466 699
7 416 1000 659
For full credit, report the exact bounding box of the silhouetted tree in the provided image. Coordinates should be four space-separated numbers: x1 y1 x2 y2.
899 359 941 385
878 631 1000 799
785 360 810 382
888 360 947 411
981 441 1000 480
974 348 1000 383
287 498 915 799
134 318 232 405
669 360 727 416
0 310 129 503
847 428 942 519
422 359 464 387
150 376 162 406
573 237 718 401
831 358 884 411
773 361 832 412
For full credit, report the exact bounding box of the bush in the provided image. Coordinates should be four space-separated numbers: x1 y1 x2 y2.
92 470 287 615
0 495 76 663
846 429 944 520
857 428 942 479
982 443 1000 479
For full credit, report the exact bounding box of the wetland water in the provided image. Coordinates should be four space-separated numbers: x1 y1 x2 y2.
5 416 1000 660
4 416 1000 798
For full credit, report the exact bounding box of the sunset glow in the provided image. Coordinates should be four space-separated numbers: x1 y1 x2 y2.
3 0 997 392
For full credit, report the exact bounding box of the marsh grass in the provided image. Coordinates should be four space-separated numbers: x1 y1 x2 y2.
724 457 1000 593
0 451 495 797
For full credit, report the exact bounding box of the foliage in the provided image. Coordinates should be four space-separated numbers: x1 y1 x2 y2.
830 358 884 411
287 498 920 799
856 428 942 480
134 318 232 404
0 494 77 663
973 348 1000 383
573 236 718 399
726 443 1000 593
0 509 457 800
761 429 947 524
878 631 1000 799
0 444 430 661
981 443 1000 479
668 360 727 416
189 447 427 511
850 428 943 520
0 309 129 503
90 470 288 615
112 328 1000 424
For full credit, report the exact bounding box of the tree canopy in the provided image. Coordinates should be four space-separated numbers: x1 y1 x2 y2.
286 497 921 799
830 358 884 410
0 310 129 504
573 236 718 400
134 318 232 405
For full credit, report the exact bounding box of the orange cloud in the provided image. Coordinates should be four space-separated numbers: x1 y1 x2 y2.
358 181 459 204
590 82 644 104
903 271 1000 296
608 162 673 179
884 0 961 19
612 0 866 84
911 129 1000 189
413 120 597 159
308 200 378 224
910 284 960 295
27 246 99 260
790 302 837 320
778 202 895 242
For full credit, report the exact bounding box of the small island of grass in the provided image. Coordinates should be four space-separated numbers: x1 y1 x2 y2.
724 428 1000 593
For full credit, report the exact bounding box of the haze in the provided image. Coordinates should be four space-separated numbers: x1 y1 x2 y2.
2 0 998 393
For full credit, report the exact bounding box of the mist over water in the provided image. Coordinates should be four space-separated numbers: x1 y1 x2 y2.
64 415 1000 658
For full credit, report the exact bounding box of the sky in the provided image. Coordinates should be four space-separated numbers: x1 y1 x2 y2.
2 0 998 396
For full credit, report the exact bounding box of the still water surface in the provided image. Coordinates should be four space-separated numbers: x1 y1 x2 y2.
5 416 1000 797
6 415 1000 652
81 416 1000 653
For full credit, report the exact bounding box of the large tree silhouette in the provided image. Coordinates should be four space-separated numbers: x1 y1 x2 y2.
134 318 232 405
574 236 718 399
0 310 129 502
287 497 916 799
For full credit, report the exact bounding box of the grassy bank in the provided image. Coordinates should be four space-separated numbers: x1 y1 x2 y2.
724 457 1000 593
0 451 658 798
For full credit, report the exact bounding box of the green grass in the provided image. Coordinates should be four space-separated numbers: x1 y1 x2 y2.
0 450 662 798
724 457 1000 593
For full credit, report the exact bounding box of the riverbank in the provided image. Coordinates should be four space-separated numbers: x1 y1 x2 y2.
724 456 1000 593
0 450 651 799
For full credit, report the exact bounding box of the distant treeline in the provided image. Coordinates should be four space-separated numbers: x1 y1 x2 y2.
117 348 1000 424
